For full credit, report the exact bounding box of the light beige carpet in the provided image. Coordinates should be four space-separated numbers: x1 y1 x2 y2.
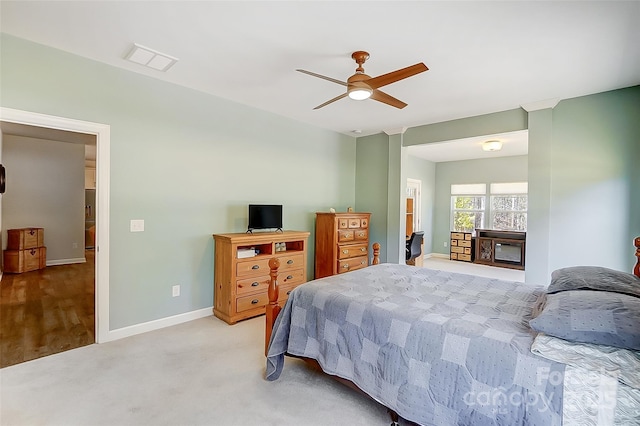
1 315 392 426
1 261 521 425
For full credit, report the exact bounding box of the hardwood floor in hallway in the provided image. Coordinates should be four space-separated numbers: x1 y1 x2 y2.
0 250 95 368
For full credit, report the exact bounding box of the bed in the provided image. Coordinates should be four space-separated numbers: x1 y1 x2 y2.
265 239 640 425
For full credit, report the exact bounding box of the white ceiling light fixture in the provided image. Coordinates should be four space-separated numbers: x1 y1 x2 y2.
482 140 503 152
125 43 178 72
348 85 373 101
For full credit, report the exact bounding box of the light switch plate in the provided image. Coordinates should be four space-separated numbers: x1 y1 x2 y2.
130 219 145 232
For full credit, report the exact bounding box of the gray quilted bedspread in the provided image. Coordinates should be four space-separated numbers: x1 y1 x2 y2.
266 263 565 425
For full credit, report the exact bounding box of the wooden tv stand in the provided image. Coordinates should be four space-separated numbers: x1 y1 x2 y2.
212 230 309 324
474 229 526 270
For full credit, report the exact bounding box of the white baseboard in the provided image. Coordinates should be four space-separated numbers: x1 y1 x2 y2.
103 307 213 343
425 252 449 259
46 258 86 266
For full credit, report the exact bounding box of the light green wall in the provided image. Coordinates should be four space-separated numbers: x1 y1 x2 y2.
405 155 436 254
404 109 528 146
548 87 640 273
0 34 357 330
433 156 528 255
355 86 639 284
526 109 553 284
355 133 389 262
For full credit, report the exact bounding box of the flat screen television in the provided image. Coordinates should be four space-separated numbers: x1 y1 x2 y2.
247 204 283 232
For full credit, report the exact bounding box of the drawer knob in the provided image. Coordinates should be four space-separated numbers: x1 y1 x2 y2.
251 299 259 305
342 264 349 269
360 260 366 265
286 275 293 280
251 282 259 287
287 259 293 264
30 249 36 255
360 247 365 252
342 250 349 254
251 265 259 270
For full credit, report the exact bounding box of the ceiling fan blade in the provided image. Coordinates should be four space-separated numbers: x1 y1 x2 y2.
371 90 408 109
296 69 347 87
313 93 348 110
365 63 428 90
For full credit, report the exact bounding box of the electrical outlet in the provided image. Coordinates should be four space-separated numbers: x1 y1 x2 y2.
130 219 145 232
444 241 448 247
172 285 180 297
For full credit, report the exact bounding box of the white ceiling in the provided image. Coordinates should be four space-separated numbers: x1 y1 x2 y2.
407 130 528 163
1 1 639 160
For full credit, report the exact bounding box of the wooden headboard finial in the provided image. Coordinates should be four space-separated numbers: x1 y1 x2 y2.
634 237 640 278
372 242 380 265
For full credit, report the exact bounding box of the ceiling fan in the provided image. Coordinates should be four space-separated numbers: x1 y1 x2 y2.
297 51 428 110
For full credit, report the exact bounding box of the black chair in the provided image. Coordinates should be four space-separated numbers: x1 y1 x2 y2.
406 231 425 264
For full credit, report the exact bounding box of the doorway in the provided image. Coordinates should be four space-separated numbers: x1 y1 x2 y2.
406 178 423 266
0 107 110 353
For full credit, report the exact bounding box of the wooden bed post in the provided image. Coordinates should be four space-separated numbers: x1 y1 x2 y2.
634 237 640 278
265 258 281 356
372 242 380 265
265 243 382 356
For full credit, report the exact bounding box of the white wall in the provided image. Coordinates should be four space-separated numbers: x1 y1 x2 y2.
2 135 85 263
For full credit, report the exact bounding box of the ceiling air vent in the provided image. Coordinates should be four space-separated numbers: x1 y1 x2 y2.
124 43 178 72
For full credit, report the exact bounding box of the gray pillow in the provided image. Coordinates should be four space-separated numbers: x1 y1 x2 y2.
547 266 640 298
529 290 640 350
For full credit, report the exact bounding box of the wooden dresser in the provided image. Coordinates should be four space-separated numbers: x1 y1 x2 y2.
315 212 371 278
212 230 309 324
3 228 47 273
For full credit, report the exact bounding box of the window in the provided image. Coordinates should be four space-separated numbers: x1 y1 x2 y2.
490 182 528 231
451 184 486 234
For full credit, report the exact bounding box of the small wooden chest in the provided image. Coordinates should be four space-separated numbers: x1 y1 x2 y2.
3 247 47 273
7 228 44 250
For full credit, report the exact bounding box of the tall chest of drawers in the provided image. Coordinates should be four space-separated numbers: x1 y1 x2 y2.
212 230 309 324
315 212 371 279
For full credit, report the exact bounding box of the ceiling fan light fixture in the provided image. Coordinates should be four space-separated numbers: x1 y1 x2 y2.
482 140 503 152
348 87 373 101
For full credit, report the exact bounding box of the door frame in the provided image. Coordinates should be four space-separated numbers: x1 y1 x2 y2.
0 107 111 343
407 178 422 232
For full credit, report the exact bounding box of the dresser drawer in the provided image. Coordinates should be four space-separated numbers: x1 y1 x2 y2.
458 239 472 248
347 218 361 228
236 258 270 276
338 218 349 229
354 229 368 241
360 218 369 228
337 229 355 242
279 268 304 286
277 284 298 303
278 253 304 271
236 293 269 313
337 256 368 274
338 243 368 259
236 275 270 295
